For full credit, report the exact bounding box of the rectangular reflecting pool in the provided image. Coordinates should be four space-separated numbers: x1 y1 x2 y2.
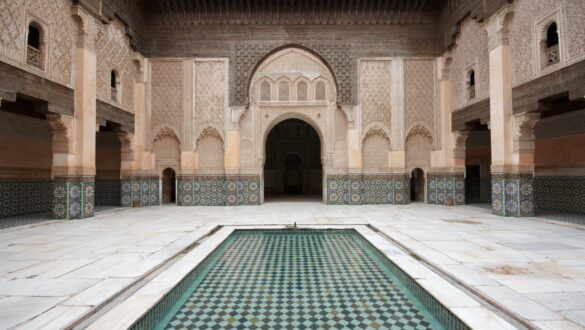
131 229 469 330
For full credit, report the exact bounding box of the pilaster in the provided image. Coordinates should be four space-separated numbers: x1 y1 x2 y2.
485 6 538 216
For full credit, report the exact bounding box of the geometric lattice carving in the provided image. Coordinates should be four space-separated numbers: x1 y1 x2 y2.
96 20 134 111
359 60 392 128
450 18 489 109
234 42 352 105
194 60 226 125
315 81 326 101
404 59 435 131
278 81 289 101
0 0 75 86
151 61 183 132
297 81 308 101
260 81 271 101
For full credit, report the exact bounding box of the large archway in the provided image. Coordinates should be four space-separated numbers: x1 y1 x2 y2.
264 119 322 201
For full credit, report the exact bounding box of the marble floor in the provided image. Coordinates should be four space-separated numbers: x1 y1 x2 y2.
0 202 584 329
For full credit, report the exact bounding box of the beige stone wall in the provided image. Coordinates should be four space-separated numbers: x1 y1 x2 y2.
0 0 77 87
510 0 585 86
450 18 489 111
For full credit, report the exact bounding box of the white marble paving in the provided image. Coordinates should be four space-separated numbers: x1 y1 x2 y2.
0 202 584 329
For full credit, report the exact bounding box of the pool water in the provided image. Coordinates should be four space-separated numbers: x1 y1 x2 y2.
146 230 465 330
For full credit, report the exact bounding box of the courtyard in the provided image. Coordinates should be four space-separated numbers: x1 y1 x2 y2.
0 203 584 329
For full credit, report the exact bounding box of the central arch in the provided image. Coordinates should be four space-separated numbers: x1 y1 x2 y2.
264 118 323 201
244 46 340 204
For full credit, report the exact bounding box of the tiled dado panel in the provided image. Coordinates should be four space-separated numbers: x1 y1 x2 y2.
326 175 409 205
491 173 534 217
53 176 95 220
95 180 121 206
0 180 52 217
177 175 261 206
535 176 585 214
427 174 465 206
121 177 160 207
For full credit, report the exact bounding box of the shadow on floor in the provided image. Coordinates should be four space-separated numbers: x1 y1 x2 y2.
264 194 323 203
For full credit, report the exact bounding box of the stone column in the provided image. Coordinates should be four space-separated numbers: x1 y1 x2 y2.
343 105 362 171
49 7 99 219
485 6 538 216
426 55 468 206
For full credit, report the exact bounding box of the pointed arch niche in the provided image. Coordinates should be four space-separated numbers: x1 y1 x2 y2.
246 46 340 203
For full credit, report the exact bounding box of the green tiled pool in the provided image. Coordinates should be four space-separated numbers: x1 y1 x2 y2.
132 229 469 330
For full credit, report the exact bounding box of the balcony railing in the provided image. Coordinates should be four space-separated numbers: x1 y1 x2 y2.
467 85 476 101
27 46 42 69
111 87 119 102
546 44 560 66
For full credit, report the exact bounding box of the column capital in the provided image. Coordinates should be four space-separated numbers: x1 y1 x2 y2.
47 113 74 154
484 5 513 51
513 112 541 153
230 106 247 124
71 5 101 52
133 52 146 83
438 52 452 82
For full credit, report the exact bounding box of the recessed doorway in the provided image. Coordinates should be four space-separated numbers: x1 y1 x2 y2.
264 119 322 201
162 168 176 204
410 168 425 202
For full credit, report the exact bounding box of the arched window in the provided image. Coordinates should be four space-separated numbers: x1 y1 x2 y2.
315 81 326 101
26 22 44 69
545 22 560 66
278 81 289 101
110 70 120 102
260 81 271 101
466 70 475 100
297 81 308 101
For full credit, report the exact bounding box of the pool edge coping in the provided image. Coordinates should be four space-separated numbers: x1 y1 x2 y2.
86 225 517 330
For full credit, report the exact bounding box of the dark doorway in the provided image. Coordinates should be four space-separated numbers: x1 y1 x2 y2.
95 122 122 208
264 119 322 200
162 168 176 204
410 168 425 202
283 154 303 193
465 165 481 203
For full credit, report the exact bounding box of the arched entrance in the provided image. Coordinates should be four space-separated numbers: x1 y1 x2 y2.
264 119 322 200
162 168 176 204
410 168 425 202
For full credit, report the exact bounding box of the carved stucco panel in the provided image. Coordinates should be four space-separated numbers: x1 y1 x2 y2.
151 61 183 135
359 60 392 129
564 0 585 63
404 59 435 135
234 42 352 105
0 0 76 86
510 0 585 86
194 60 227 127
450 18 489 110
96 20 135 112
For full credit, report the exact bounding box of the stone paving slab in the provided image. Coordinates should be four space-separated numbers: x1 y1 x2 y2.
0 203 583 329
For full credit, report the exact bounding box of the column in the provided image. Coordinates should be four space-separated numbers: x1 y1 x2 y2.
485 6 538 216
390 58 409 204
427 55 467 206
50 6 99 219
